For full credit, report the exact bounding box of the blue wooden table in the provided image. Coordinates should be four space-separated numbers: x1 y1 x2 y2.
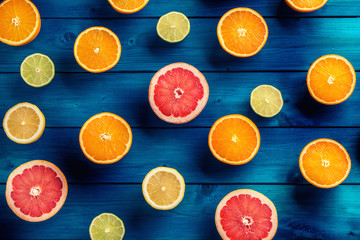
1 0 360 239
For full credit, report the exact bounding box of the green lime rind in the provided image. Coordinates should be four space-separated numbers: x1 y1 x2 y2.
89 213 125 240
157 11 190 43
20 53 55 88
250 85 283 118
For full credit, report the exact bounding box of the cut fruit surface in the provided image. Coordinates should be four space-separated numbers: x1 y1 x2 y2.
215 189 278 240
217 8 268 57
21 53 55 87
307 55 356 105
89 213 125 240
299 139 351 188
107 0 149 14
209 115 260 165
149 63 209 124
250 85 283 118
6 160 68 222
142 167 185 210
285 0 328 12
74 27 121 73
0 0 41 46
157 12 190 43
79 112 132 164
3 102 45 144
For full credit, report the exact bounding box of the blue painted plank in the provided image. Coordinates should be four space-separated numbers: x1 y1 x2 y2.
31 0 360 18
1 18 360 72
1 128 359 184
0 72 358 128
1 184 359 239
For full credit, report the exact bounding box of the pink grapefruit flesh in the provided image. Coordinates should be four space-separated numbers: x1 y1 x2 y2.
215 189 278 240
5 160 68 222
149 63 209 124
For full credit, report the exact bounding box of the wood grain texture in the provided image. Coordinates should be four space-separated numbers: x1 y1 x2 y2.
1 128 359 184
0 72 358 128
1 184 359 239
1 18 360 72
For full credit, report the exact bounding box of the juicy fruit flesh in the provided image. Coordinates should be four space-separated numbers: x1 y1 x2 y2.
220 194 273 239
220 10 267 55
157 12 190 42
7 106 40 139
309 57 354 103
11 165 63 218
288 0 326 8
0 0 38 42
22 54 54 86
90 213 125 240
81 115 130 161
154 67 204 118
76 28 119 70
251 86 283 117
301 141 350 186
146 171 181 206
111 0 146 10
211 118 259 163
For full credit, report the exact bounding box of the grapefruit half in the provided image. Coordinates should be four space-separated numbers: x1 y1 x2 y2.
215 189 278 240
149 63 209 124
6 160 68 222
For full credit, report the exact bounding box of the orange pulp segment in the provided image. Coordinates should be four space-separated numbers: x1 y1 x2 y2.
107 0 149 14
285 0 328 12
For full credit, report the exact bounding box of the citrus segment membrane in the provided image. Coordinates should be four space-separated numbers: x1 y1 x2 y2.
89 213 125 240
157 12 190 43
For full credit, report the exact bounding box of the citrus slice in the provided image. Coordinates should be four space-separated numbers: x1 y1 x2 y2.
285 0 328 12
307 55 356 105
20 53 55 87
250 85 283 118
149 63 209 124
142 167 185 210
6 160 68 222
217 8 268 57
0 0 41 46
79 112 132 164
89 213 125 240
215 189 278 240
209 114 260 165
299 139 351 188
107 0 149 14
3 102 45 144
74 27 121 73
157 12 190 43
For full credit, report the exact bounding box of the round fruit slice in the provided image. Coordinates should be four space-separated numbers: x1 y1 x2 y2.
149 63 209 124
299 139 351 188
0 0 41 46
74 27 121 73
217 8 268 57
157 12 190 43
79 112 132 164
3 102 45 144
89 213 125 240
20 53 55 87
307 55 356 105
215 189 278 240
142 167 185 210
209 115 260 165
107 0 149 14
250 85 283 118
6 160 68 222
285 0 328 12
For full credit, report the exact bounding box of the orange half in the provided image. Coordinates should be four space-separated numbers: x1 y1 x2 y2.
299 139 351 188
79 113 132 164
209 114 261 165
74 27 121 73
217 8 268 57
307 55 356 105
285 0 328 12
107 0 149 14
0 0 41 46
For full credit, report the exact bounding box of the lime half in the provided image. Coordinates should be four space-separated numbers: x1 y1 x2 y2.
20 53 55 87
89 213 125 240
157 11 190 43
250 85 283 118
